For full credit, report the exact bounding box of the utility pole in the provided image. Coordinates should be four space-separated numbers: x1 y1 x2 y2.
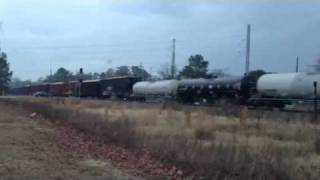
50 66 52 77
79 68 83 98
171 38 176 79
296 56 299 72
139 62 144 81
245 24 251 74
0 21 3 53
49 58 53 81
314 81 318 123
149 67 153 80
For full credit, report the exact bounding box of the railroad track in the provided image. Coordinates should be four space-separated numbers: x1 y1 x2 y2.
3 95 317 115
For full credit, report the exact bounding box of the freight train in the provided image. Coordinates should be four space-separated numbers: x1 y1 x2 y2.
8 71 320 108
9 76 140 99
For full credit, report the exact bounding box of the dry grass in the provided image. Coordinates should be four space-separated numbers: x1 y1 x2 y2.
0 100 139 180
3 97 320 179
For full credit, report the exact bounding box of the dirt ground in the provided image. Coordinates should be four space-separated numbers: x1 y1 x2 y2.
0 102 141 180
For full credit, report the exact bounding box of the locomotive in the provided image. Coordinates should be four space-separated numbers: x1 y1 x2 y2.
8 70 320 108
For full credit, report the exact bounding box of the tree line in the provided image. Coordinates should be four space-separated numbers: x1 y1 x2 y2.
0 52 12 93
1 51 228 89
42 65 152 83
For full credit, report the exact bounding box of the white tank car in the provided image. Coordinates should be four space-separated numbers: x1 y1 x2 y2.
133 80 179 98
257 72 320 99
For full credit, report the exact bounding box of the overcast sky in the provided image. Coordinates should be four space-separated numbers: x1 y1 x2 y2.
1 0 320 80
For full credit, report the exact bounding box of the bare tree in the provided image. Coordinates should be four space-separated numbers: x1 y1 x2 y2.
158 63 171 80
208 69 229 78
313 58 320 71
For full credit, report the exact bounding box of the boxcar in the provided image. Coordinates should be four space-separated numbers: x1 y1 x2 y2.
49 82 70 96
100 76 141 99
30 84 50 95
9 86 31 95
67 81 78 96
79 80 101 98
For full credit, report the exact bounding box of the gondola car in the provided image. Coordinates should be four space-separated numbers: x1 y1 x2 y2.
100 76 140 99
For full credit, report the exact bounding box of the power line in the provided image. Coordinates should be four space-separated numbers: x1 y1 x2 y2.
296 56 299 72
3 40 173 51
3 35 245 52
5 46 172 54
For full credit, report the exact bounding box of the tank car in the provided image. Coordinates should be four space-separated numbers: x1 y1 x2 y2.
257 72 320 99
246 71 320 108
132 80 179 101
177 76 243 104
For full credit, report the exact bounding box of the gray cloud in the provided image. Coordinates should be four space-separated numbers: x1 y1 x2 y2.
1 0 320 80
